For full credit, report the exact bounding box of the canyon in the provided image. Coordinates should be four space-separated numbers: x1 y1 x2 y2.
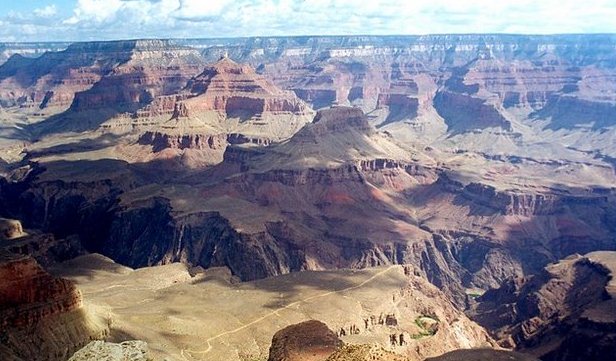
0 34 616 360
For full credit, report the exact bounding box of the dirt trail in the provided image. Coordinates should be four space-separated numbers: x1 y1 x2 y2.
180 265 400 361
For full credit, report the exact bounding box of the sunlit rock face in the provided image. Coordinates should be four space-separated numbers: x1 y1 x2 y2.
131 57 313 159
0 251 108 361
0 40 205 111
0 218 24 240
68 40 205 113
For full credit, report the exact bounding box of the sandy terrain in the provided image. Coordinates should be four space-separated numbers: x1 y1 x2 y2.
52 254 491 361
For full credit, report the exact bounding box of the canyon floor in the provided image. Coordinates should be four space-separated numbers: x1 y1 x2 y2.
51 254 492 361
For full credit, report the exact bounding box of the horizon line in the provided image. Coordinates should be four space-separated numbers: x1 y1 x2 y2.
2 32 616 44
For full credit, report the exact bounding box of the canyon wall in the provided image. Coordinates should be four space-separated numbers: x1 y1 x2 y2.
0 251 108 361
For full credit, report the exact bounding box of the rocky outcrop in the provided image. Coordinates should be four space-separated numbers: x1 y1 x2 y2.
130 57 313 156
69 40 205 113
0 48 114 109
137 131 272 152
538 252 616 361
100 199 299 281
138 131 228 152
310 106 372 133
0 251 108 361
459 183 562 216
446 179 613 217
0 251 82 328
0 218 24 240
471 252 616 359
0 40 203 110
69 340 151 361
134 56 311 122
1 231 83 267
132 94 190 119
376 93 419 126
326 344 408 361
534 94 616 130
268 320 343 361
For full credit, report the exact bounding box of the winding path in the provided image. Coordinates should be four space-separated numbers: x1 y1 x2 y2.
179 265 399 361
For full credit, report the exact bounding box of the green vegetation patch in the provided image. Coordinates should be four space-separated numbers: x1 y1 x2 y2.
410 315 439 339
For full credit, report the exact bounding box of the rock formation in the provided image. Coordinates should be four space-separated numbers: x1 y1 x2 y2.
3 101 616 314
182 57 309 116
326 344 408 361
268 320 343 361
68 340 151 361
0 251 108 361
0 42 71 65
0 218 24 240
1 231 84 267
471 251 616 359
266 317 493 361
131 56 313 157
0 40 203 113
68 40 205 113
192 34 616 158
131 55 312 126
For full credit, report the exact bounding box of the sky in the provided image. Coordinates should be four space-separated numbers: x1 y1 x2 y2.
1 0 616 42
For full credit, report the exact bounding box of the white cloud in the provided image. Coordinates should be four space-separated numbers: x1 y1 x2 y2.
63 0 124 24
2 0 616 41
174 0 233 20
32 4 58 18
33 5 58 18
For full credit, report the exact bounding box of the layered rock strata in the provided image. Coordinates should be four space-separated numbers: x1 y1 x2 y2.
472 251 616 359
0 40 204 111
0 251 108 361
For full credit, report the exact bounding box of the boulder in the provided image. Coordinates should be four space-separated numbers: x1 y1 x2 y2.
268 320 343 361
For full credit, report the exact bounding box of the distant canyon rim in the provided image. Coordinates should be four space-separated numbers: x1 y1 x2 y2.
1 34 616 361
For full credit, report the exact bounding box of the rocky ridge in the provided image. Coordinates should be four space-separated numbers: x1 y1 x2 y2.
0 251 108 361
193 34 616 160
266 320 529 361
0 40 203 112
471 251 616 359
130 57 313 152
